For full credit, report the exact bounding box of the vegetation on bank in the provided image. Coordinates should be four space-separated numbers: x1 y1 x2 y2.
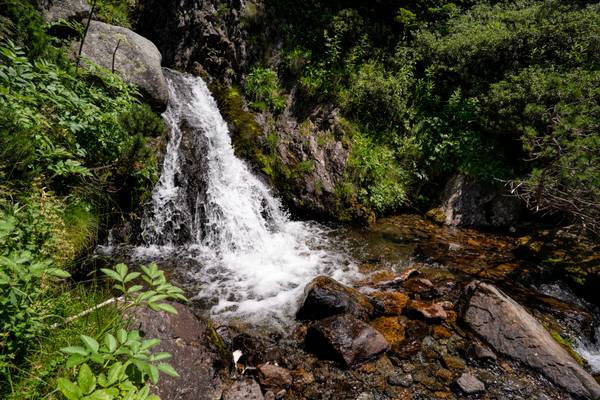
0 1 181 398
235 0 599 232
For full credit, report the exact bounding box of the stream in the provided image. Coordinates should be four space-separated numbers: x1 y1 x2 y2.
98 71 600 399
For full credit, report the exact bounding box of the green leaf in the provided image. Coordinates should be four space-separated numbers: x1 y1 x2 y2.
151 352 172 362
115 263 128 279
149 364 159 385
107 362 124 386
100 268 121 283
46 268 71 278
104 333 117 353
127 285 143 294
123 272 140 283
150 302 178 314
116 329 127 344
67 354 86 368
62 346 88 356
77 363 96 394
58 378 83 400
140 338 160 351
84 389 114 400
157 363 179 378
80 335 99 353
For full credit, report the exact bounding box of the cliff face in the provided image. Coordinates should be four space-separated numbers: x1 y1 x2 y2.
135 0 365 221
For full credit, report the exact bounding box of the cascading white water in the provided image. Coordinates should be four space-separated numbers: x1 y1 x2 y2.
139 70 352 324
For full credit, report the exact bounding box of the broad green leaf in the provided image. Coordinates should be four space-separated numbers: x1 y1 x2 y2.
58 378 83 400
104 333 117 353
61 346 88 356
80 335 99 353
77 363 96 394
158 363 179 378
140 338 160 351
150 302 178 314
67 354 86 368
115 263 128 279
100 268 121 282
151 352 172 362
116 329 127 344
127 285 143 294
46 268 71 278
84 389 113 400
123 272 140 283
149 365 159 385
107 362 124 386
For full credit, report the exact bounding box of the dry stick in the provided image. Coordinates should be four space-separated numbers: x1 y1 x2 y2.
50 296 124 329
111 39 121 73
76 0 98 70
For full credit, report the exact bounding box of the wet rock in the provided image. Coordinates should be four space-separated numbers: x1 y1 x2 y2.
441 355 466 371
438 174 521 228
370 317 406 348
131 302 224 399
435 368 454 383
407 300 448 320
388 373 413 387
403 278 437 298
432 325 452 339
297 276 374 321
33 0 90 22
471 341 497 361
305 314 389 367
464 282 600 399
74 21 169 110
258 363 292 391
222 379 264 400
456 373 485 394
370 291 409 316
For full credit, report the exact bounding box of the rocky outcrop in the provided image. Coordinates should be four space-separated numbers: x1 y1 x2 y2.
135 0 256 80
33 0 90 22
464 282 600 399
432 174 521 228
75 21 169 110
305 314 389 367
296 276 373 321
132 302 225 400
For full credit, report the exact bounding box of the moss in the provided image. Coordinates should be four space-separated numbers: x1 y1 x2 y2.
550 331 585 367
425 208 446 224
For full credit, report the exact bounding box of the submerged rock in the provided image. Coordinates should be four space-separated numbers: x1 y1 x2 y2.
296 276 374 321
33 0 90 22
464 282 600 399
305 314 389 367
370 291 409 316
74 21 169 110
456 373 485 394
258 363 292 392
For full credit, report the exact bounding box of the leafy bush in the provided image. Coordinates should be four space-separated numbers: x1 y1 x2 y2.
244 67 287 113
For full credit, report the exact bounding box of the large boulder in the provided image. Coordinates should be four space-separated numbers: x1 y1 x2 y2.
296 276 374 321
464 282 600 399
132 302 225 400
33 0 90 22
305 314 389 367
75 20 169 110
433 174 521 228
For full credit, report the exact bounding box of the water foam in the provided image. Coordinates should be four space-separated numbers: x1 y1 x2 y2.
138 71 353 325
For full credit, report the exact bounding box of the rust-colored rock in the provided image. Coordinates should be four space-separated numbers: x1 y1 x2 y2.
296 276 373 321
370 291 410 316
432 325 452 339
407 300 448 320
442 355 466 371
370 317 406 348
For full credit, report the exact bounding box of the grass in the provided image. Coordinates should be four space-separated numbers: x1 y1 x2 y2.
5 282 121 400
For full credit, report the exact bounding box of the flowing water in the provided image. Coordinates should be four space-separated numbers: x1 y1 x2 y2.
135 70 352 325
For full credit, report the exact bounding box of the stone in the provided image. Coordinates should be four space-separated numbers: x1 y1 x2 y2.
33 0 90 22
441 355 466 371
388 373 413 387
370 317 406 348
464 282 600 399
403 278 435 295
258 363 292 391
432 325 452 339
407 300 448 320
131 302 224 399
370 291 410 316
456 373 485 394
296 276 374 321
74 21 169 110
305 314 389 367
471 341 497 361
438 174 521 228
222 379 264 400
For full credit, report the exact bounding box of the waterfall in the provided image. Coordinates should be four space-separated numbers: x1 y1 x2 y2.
138 70 350 324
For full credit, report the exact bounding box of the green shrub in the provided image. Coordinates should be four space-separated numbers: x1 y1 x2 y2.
244 67 287 113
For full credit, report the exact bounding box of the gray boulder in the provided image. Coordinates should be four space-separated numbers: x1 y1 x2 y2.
464 282 600 399
75 20 169 110
33 0 90 22
132 302 225 400
437 174 521 228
